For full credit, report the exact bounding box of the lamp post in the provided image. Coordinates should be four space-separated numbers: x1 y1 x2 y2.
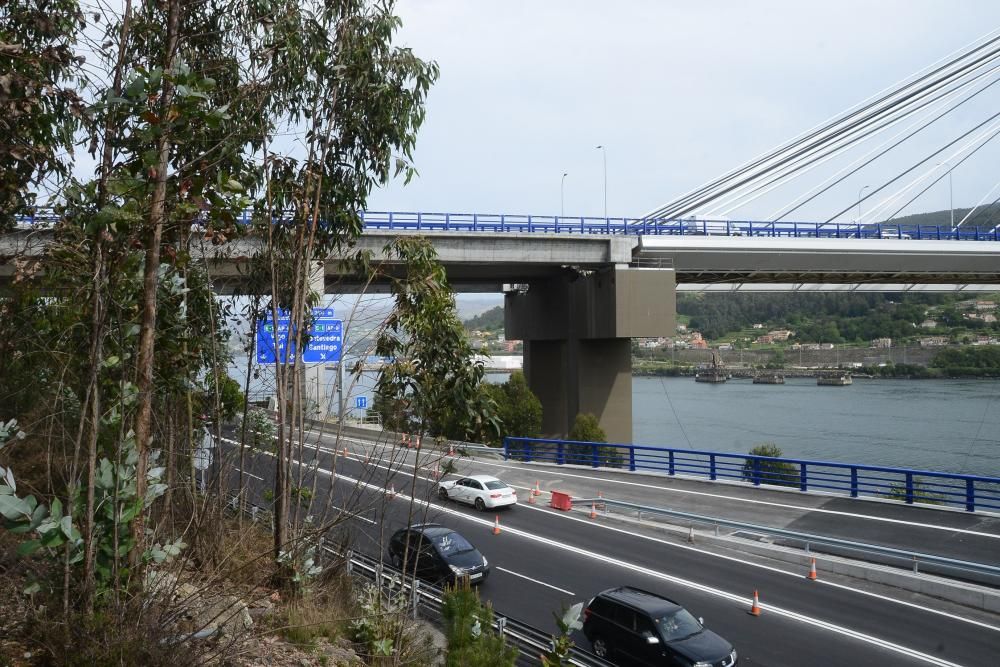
595 145 607 219
857 185 869 221
560 172 568 218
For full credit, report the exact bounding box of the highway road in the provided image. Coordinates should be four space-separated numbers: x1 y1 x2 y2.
221 428 1000 666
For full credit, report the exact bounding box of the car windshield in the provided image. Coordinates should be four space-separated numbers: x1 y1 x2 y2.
484 480 508 490
656 609 703 642
433 532 475 556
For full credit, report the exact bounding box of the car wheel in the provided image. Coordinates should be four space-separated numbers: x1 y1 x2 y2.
474 497 486 511
438 487 448 500
591 636 610 659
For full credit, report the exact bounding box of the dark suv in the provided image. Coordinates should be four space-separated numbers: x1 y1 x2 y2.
387 524 489 585
583 587 736 666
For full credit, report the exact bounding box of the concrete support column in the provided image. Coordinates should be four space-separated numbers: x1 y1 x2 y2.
507 266 675 443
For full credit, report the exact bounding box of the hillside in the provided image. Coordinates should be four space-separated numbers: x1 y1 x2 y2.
464 305 504 331
889 203 1000 229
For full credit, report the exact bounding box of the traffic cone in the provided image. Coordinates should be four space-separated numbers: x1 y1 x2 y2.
433 462 440 480
749 590 761 616
807 558 818 581
589 501 597 520
387 484 396 500
492 515 501 535
527 490 536 504
447 442 455 456
415 435 422 450
342 446 348 457
532 481 541 497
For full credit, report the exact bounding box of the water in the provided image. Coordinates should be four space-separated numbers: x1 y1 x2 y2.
634 377 1000 477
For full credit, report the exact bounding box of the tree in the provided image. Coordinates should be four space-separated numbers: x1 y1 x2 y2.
742 443 798 487
485 371 541 446
569 413 606 442
442 579 518 667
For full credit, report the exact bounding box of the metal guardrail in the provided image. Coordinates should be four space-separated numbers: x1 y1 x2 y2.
223 494 610 667
571 496 1000 582
503 437 1000 513
342 549 612 667
13 208 1000 241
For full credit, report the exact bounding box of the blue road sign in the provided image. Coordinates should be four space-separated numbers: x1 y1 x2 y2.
355 396 368 410
256 308 342 364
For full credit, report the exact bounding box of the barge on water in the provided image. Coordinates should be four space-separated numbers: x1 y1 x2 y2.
753 372 785 385
817 372 853 386
695 350 728 383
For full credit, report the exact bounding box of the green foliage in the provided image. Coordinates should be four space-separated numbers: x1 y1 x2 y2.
742 443 798 487
349 583 436 665
0 0 86 228
566 414 623 468
540 603 584 667
485 371 542 446
463 306 505 332
242 407 276 451
203 372 244 422
2 420 183 597
374 237 498 442
930 345 1000 376
442 579 517 667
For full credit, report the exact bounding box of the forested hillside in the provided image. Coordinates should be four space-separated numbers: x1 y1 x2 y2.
678 292 998 342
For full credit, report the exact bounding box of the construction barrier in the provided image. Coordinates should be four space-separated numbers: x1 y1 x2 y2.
550 491 572 511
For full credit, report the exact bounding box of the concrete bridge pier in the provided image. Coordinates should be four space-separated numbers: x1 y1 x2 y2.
505 266 675 443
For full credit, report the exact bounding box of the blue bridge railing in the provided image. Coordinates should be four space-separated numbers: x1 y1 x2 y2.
502 436 1000 513
12 208 1000 241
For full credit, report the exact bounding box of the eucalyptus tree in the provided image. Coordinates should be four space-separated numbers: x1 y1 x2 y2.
244 0 438 565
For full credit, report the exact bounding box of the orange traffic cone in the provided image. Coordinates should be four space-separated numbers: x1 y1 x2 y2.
415 435 421 450
527 490 536 504
447 442 455 456
342 446 348 457
807 558 818 581
532 481 541 497
589 501 597 520
492 515 501 535
749 590 761 616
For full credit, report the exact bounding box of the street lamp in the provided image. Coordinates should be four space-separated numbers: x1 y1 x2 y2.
595 145 607 219
937 162 954 230
560 172 568 218
857 185 869 221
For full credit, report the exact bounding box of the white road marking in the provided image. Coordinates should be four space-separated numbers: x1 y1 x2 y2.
316 430 1000 541
293 458 973 667
495 566 574 595
330 505 377 525
227 435 1000 635
233 466 263 481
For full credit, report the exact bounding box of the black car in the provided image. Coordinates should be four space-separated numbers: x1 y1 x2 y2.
583 587 737 667
387 524 489 585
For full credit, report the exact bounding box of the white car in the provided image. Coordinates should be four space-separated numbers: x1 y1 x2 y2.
438 474 518 511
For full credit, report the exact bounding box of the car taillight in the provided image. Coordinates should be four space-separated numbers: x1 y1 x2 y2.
583 607 591 619
490 493 502 498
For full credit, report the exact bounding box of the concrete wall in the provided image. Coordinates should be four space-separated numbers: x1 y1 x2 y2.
507 267 675 442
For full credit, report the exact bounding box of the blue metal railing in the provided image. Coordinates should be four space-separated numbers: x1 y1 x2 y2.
12 208 1000 242
502 436 1000 513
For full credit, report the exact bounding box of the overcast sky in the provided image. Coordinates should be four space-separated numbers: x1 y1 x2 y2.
366 1 1000 223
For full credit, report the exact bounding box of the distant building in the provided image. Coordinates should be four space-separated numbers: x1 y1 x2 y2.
768 329 794 341
974 335 992 346
755 335 774 345
919 336 949 347
676 324 688 333
752 323 764 329
920 319 938 329
871 337 892 348
975 300 996 311
983 313 997 323
718 343 733 351
691 338 708 349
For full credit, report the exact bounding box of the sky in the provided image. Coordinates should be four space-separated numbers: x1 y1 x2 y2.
366 1 1000 223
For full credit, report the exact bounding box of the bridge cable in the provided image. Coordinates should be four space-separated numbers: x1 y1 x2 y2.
638 28 1000 220
640 34 1000 221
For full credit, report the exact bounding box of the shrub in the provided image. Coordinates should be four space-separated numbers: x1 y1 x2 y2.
566 413 623 468
442 579 517 667
742 443 798 487
883 477 943 505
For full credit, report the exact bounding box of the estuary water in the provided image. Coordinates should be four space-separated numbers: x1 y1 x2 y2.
633 377 1000 477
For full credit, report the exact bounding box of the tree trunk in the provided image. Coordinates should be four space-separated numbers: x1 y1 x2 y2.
131 0 180 569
